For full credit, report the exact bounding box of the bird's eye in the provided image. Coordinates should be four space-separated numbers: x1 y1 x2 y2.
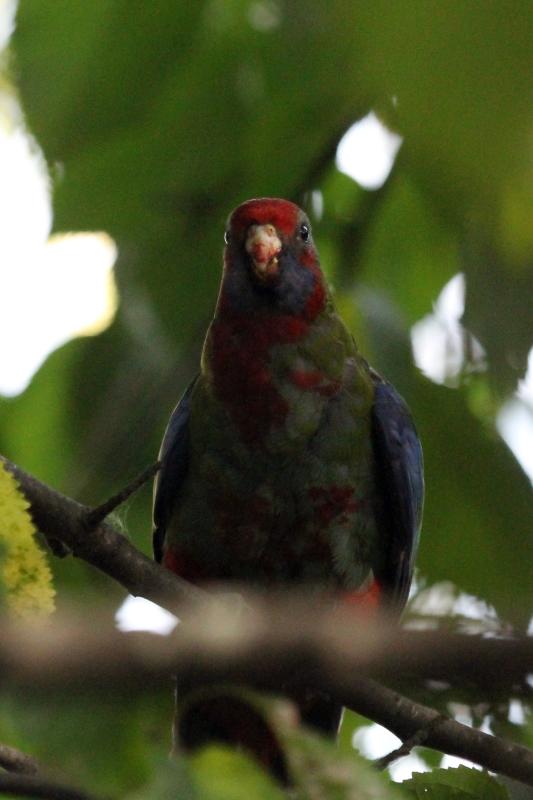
224 230 231 245
299 224 310 242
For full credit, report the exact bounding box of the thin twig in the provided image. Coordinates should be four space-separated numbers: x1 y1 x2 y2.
85 461 161 528
374 715 447 770
340 676 533 787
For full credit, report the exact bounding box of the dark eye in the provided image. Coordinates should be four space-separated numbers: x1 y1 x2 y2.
299 223 309 242
224 230 231 245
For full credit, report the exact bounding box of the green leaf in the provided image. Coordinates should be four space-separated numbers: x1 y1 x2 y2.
283 721 404 800
0 689 173 796
348 289 533 626
353 2 533 210
403 766 510 800
357 175 459 325
338 709 373 754
415 378 533 626
462 238 533 395
180 694 404 799
124 757 196 800
189 746 286 800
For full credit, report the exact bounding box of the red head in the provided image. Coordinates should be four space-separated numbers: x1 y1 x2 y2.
218 198 326 321
229 198 300 239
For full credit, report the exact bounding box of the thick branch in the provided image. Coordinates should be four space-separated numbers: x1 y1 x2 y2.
2 454 531 689
0 610 532 785
0 597 531 691
2 455 533 786
0 455 206 611
342 677 533 784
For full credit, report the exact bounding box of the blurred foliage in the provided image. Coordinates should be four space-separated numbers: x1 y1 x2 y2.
402 766 510 800
188 748 287 800
0 0 531 797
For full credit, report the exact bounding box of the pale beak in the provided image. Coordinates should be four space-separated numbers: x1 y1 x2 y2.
245 223 282 283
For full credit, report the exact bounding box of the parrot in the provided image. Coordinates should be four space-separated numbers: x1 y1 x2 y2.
152 197 424 745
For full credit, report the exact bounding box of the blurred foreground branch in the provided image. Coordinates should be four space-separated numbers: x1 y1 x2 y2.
0 606 532 785
0 772 102 800
0 743 40 775
2 454 533 787
0 742 103 800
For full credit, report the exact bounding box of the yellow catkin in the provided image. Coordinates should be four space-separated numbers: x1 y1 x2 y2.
0 463 55 617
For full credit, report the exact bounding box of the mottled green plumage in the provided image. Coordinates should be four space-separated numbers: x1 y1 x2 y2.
166 300 380 590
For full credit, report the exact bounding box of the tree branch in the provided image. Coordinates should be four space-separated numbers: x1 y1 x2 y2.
0 455 206 611
0 772 103 800
2 454 533 786
0 743 41 775
374 726 435 771
0 608 532 785
345 677 517 775
344 677 533 784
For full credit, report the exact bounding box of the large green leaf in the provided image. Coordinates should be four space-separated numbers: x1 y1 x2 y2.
189 747 286 800
403 766 510 800
356 174 459 325
356 295 533 626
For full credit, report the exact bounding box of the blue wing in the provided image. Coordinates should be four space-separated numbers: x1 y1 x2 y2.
371 377 424 609
152 377 197 562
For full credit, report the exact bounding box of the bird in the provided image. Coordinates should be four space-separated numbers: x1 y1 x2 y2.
152 197 424 746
